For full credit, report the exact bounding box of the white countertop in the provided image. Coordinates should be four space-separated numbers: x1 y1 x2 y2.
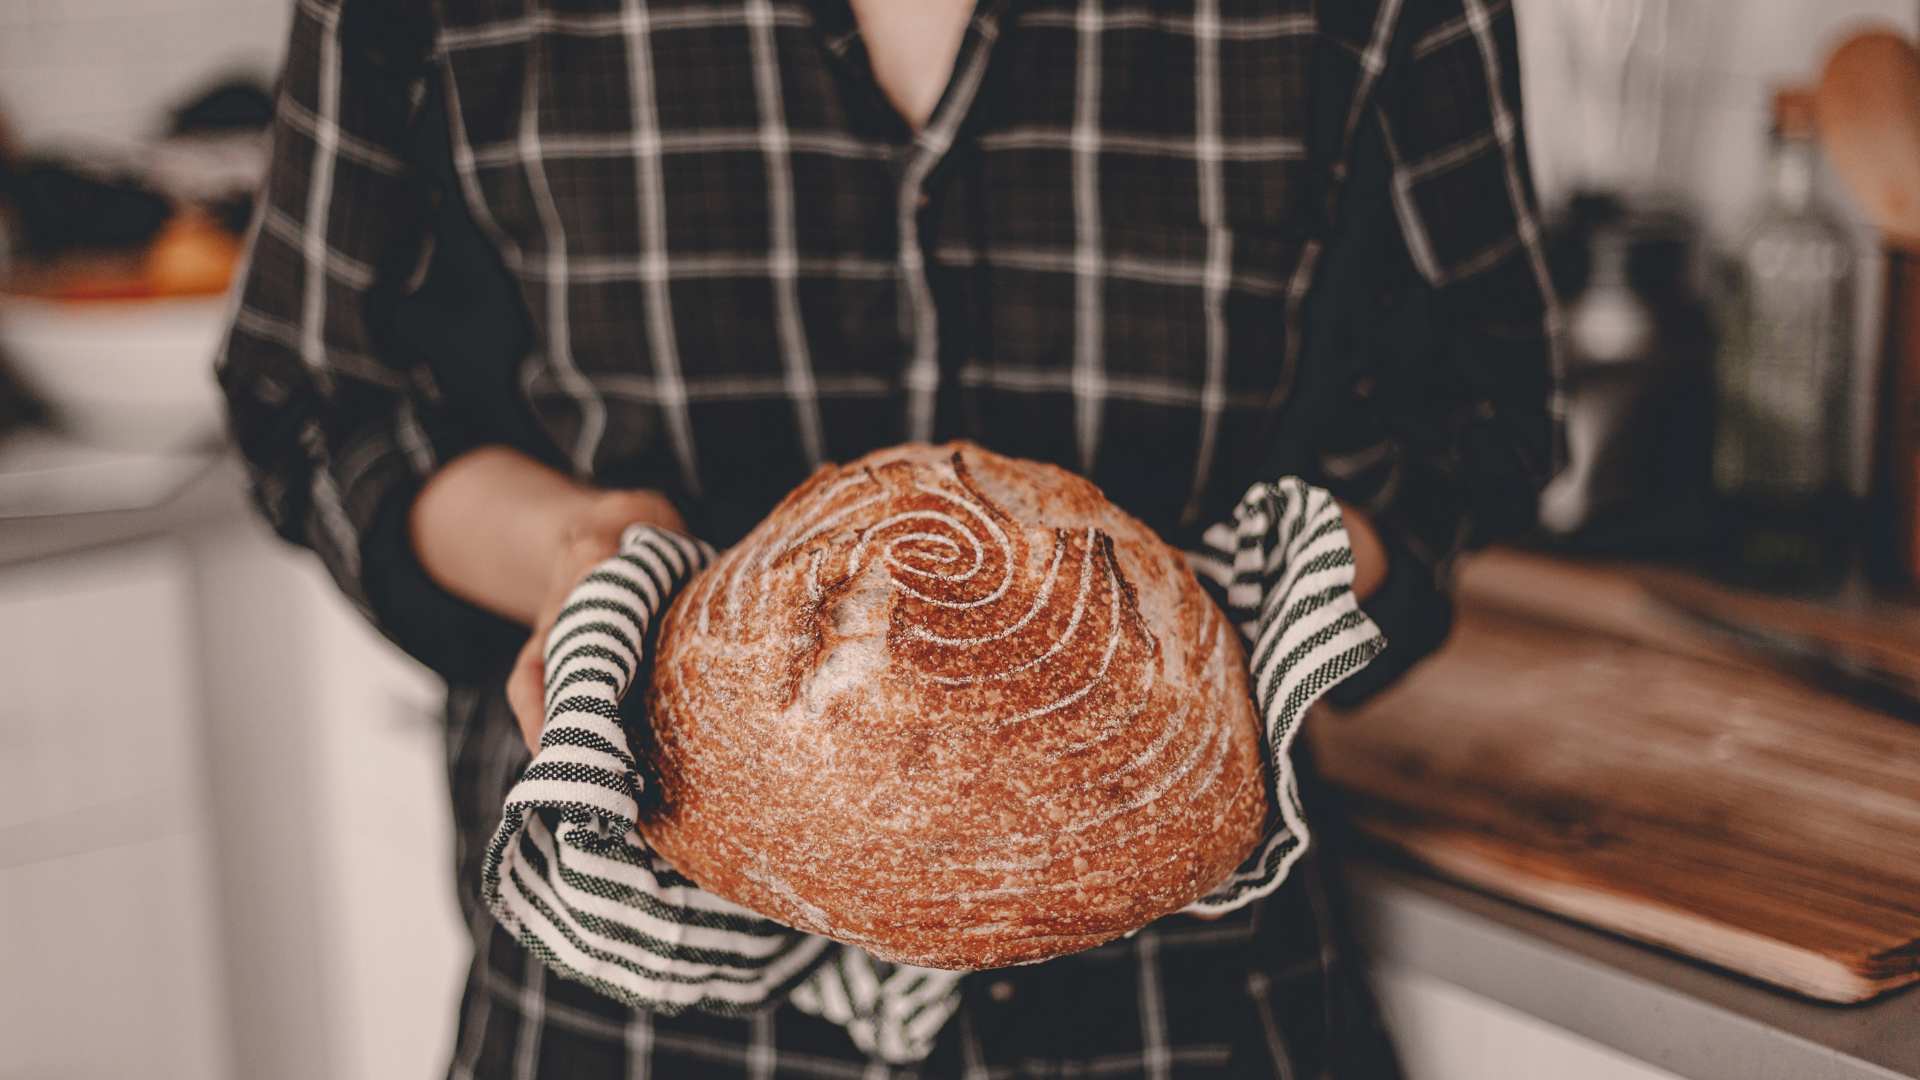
1344 855 1920 1080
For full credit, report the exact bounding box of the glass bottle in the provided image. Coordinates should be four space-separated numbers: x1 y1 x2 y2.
1712 88 1855 590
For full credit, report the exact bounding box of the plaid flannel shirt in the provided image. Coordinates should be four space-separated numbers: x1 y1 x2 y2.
218 0 1556 1075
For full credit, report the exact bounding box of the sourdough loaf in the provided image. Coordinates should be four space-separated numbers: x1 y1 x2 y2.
642 442 1266 969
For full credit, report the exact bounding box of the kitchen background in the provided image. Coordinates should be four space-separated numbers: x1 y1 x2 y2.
1 0 1917 1079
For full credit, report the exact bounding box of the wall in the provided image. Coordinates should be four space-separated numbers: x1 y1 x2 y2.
1515 0 1920 494
0 0 291 151
1516 0 1918 239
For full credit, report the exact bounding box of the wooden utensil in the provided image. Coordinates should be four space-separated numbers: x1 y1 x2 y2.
1309 548 1920 1003
1817 29 1920 246
1819 32 1920 582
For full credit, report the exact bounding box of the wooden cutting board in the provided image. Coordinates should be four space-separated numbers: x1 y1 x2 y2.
1307 549 1920 1003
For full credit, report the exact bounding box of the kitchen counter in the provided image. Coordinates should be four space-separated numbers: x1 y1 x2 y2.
0 443 239 569
1343 854 1919 1080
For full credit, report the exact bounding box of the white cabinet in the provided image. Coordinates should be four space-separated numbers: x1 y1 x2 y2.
291 554 466 1080
0 543 231 1080
1373 964 1683 1080
0 507 467 1080
0 543 202 832
0 834 233 1080
187 518 466 1080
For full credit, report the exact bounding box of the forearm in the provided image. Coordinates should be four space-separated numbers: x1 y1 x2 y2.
409 445 681 626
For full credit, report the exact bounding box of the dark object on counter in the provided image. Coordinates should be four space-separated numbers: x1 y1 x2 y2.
1868 246 1920 586
152 79 274 239
5 160 171 257
1311 546 1920 1004
210 197 254 238
168 79 275 136
1644 555 1920 720
1536 194 1716 552
0 345 48 437
1667 591 1920 722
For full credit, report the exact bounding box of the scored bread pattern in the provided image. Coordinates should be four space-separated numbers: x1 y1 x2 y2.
686 459 1158 740
481 470 1382 1062
646 447 1266 970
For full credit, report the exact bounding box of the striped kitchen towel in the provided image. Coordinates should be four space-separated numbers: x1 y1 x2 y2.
1181 477 1389 915
481 476 1384 1062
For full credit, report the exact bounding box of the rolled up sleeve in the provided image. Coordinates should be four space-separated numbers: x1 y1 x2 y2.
218 0 523 678
1258 0 1558 696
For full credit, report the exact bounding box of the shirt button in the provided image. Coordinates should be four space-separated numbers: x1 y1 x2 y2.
916 192 931 210
986 979 1014 1002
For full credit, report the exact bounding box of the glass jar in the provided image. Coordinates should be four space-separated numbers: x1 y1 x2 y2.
1712 88 1855 590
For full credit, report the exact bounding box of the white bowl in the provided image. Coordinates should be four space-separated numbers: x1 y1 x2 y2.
1 295 231 452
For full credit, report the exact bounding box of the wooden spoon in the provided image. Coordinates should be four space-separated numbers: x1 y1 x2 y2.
1818 29 1920 249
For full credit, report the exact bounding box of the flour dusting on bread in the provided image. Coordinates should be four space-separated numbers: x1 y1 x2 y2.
643 442 1265 970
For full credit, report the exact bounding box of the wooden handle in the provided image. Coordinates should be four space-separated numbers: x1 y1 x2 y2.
1818 31 1920 244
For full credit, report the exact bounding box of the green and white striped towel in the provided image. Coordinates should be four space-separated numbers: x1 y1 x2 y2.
481 476 1384 1063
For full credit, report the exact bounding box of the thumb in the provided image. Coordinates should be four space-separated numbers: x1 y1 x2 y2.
506 629 547 754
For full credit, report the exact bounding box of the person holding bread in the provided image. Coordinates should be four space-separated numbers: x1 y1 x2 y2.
218 0 1555 1076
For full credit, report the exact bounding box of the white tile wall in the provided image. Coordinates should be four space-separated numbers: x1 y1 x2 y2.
1516 0 1920 493
1517 0 1920 241
0 0 293 150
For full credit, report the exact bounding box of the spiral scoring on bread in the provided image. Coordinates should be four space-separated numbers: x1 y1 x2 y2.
685 451 1159 749
847 481 1014 609
647 445 1264 968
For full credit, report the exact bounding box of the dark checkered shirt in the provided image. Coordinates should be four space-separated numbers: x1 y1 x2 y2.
218 0 1557 1075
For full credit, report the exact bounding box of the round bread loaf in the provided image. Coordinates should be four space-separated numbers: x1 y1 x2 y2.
642 442 1266 970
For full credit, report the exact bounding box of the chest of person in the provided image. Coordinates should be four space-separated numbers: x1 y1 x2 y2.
435 0 1320 318
423 0 1333 532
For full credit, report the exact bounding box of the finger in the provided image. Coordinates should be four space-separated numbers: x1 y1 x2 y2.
506 633 546 754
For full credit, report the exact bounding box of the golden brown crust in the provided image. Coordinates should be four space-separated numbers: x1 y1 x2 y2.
643 442 1266 970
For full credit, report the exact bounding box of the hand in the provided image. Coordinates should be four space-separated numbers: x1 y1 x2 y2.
1338 501 1389 602
409 446 686 753
503 489 686 753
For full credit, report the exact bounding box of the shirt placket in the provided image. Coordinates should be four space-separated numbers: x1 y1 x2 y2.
871 0 1015 444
